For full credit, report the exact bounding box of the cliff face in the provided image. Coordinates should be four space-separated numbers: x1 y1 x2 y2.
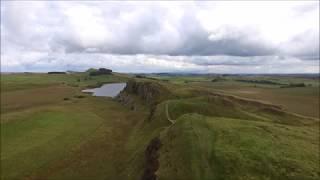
116 80 170 109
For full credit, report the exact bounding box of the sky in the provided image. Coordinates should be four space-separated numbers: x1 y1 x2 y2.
1 1 319 73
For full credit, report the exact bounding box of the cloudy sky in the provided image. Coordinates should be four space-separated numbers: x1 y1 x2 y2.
1 1 319 73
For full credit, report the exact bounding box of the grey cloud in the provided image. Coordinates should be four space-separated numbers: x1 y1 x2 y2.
279 30 319 60
151 55 283 67
1 1 279 57
187 56 263 66
293 2 319 14
2 53 317 74
1 1 319 73
57 11 275 57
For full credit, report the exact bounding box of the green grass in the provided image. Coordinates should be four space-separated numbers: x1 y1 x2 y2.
1 108 104 179
166 95 316 125
1 73 142 180
187 78 319 118
0 73 129 92
1 96 147 180
1 85 76 114
1 73 319 180
158 114 319 180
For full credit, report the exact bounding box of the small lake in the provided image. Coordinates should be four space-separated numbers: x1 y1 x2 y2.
82 83 126 97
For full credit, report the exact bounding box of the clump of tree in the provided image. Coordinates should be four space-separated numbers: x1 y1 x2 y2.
236 79 284 85
87 68 112 76
135 75 146 78
48 71 66 74
280 83 306 88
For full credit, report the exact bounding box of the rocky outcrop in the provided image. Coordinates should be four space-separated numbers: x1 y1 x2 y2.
141 137 162 180
116 91 137 110
117 80 171 108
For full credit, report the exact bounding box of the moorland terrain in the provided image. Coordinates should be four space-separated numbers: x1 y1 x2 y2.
1 70 319 180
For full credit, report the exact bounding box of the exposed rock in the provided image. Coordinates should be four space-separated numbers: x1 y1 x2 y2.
141 137 162 180
122 80 168 104
147 106 157 121
117 92 135 106
117 80 171 108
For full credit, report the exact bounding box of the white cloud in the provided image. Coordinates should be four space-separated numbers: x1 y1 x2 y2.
1 53 317 74
1 1 319 73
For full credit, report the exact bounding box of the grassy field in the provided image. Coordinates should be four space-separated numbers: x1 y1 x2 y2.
159 114 319 180
1 72 319 180
1 73 129 92
154 74 319 118
1 73 143 180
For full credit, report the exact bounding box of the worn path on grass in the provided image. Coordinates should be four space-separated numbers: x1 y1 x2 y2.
165 101 175 124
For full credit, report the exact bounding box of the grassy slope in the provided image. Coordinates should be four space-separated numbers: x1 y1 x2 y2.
121 101 172 179
1 107 103 179
142 75 319 180
124 85 319 180
1 73 319 180
151 74 319 118
166 96 316 126
202 83 319 119
158 114 319 180
29 98 146 180
1 73 146 180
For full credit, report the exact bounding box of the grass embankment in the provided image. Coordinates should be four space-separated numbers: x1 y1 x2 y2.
122 82 319 179
122 76 319 180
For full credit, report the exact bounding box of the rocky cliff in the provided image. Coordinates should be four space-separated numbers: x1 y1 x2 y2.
116 80 171 109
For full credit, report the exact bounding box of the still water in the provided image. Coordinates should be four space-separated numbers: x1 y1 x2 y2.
82 83 126 97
